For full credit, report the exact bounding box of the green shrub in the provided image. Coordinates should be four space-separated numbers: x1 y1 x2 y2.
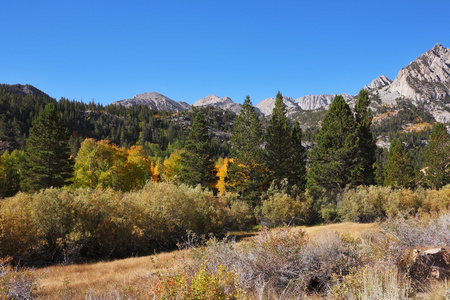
339 186 389 222
0 182 249 264
148 264 247 300
384 188 422 217
419 185 450 214
256 192 313 226
132 182 230 249
339 185 450 223
225 198 255 230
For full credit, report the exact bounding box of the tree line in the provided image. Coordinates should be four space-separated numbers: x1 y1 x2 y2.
1 88 449 223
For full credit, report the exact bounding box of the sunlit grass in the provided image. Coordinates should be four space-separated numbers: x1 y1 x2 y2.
34 249 191 299
32 223 378 299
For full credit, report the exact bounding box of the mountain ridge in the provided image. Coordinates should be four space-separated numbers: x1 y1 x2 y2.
0 83 51 98
112 91 190 112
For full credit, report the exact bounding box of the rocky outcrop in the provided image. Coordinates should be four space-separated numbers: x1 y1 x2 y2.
193 95 242 114
364 75 393 91
410 248 450 282
112 92 190 112
379 44 450 104
295 94 353 110
255 95 299 116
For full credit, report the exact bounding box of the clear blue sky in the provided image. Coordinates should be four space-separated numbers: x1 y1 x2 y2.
2 0 449 105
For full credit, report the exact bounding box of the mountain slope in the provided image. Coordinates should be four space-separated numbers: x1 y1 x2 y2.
365 44 450 124
255 95 299 116
364 76 393 91
112 92 190 112
0 83 51 98
295 94 353 110
376 44 450 104
193 95 242 114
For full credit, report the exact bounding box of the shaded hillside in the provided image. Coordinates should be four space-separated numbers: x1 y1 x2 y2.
0 85 235 158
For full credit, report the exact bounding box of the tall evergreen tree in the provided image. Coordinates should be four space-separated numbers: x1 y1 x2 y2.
353 89 376 186
21 103 74 192
307 95 357 196
424 123 450 188
265 92 294 184
384 138 414 188
178 111 217 188
289 121 307 190
228 96 267 203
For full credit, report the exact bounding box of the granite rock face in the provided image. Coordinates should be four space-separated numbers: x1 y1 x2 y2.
255 95 297 116
364 75 393 91
112 92 190 112
193 95 242 114
377 44 450 104
295 94 354 110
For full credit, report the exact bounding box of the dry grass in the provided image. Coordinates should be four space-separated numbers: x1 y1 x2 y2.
34 249 191 299
299 222 380 239
31 223 378 299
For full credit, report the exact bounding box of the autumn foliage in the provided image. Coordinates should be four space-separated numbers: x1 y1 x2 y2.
0 182 253 264
74 139 155 191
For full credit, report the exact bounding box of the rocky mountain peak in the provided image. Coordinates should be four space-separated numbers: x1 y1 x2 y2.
112 91 190 112
379 43 450 104
193 95 242 114
134 91 165 100
0 83 50 98
295 94 354 111
255 95 299 116
193 94 233 106
364 75 393 91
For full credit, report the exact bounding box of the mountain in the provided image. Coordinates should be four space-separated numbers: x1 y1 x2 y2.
295 94 354 110
112 92 190 112
0 84 51 98
193 95 242 114
372 44 450 104
383 43 450 103
255 95 300 116
364 75 393 91
255 93 354 116
367 43 450 124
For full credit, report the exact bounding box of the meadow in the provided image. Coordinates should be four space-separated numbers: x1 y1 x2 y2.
1 183 450 299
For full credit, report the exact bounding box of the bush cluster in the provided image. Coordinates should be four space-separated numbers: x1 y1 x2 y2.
255 192 313 227
178 226 361 298
338 185 450 223
0 182 253 264
156 215 450 299
155 213 450 299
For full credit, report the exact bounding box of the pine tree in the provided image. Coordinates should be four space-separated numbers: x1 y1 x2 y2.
289 121 307 190
424 123 450 188
21 103 74 192
228 96 267 203
265 92 294 184
178 111 217 188
353 89 376 186
0 149 25 198
384 138 414 188
307 95 357 196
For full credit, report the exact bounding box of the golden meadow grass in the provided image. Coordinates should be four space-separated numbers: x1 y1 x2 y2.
32 222 378 299
34 249 191 299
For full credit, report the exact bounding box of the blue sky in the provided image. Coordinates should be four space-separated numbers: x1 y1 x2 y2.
2 0 449 105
